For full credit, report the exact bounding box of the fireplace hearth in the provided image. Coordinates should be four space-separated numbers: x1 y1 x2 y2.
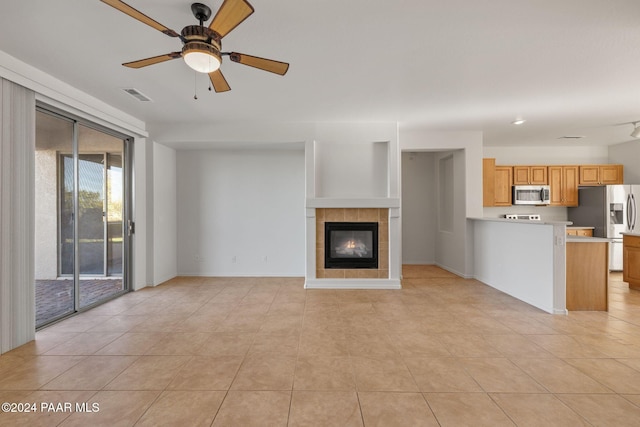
325 222 378 269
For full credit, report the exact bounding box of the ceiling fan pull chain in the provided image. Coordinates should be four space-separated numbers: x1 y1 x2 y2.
194 71 198 100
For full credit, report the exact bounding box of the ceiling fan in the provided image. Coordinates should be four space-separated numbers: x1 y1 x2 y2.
101 0 289 92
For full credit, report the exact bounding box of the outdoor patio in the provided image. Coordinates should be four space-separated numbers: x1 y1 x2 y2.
35 278 124 327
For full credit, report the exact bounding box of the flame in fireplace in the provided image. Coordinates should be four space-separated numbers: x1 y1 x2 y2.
336 238 369 257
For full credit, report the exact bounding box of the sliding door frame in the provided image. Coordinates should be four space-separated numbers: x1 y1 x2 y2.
36 104 134 326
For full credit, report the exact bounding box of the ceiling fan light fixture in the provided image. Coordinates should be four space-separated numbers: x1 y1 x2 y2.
183 42 221 73
631 122 640 138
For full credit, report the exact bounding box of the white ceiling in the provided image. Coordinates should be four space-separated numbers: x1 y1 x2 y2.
3 0 640 146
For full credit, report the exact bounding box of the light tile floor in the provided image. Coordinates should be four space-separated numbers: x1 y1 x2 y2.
1 266 640 426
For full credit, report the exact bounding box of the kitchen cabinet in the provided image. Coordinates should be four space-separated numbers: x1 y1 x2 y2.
566 240 609 311
483 159 512 206
549 166 579 207
483 158 495 207
513 166 548 185
579 164 624 185
566 228 593 237
623 234 640 290
494 166 513 206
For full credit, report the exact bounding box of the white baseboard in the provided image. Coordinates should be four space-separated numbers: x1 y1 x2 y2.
304 278 401 289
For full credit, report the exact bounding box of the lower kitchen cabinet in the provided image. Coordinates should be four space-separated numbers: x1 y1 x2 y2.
566 228 593 237
623 234 640 290
566 240 608 311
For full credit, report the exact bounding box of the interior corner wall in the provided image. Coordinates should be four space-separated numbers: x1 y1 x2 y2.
153 142 177 285
434 150 468 276
399 130 482 277
401 152 436 264
176 148 305 276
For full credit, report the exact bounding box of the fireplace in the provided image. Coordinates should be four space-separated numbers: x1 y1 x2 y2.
324 222 378 269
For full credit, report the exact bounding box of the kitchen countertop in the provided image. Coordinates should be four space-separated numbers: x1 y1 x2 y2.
621 232 640 236
566 226 595 229
566 236 612 243
469 217 571 226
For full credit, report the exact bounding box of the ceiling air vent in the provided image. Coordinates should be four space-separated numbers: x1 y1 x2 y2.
123 88 152 102
558 136 585 140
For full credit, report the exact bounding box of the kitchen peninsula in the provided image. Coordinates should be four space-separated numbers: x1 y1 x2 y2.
472 217 610 313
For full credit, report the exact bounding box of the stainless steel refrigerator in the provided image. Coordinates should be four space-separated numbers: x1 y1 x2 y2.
567 185 640 271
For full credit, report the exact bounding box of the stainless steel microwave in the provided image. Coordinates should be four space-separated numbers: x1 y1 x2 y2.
513 185 551 205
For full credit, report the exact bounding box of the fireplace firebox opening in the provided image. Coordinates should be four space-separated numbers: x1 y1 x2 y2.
324 222 378 269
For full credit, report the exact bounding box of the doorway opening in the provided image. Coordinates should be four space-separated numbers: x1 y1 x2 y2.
35 109 133 328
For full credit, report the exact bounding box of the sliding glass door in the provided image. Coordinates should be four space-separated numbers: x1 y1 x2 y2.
35 110 132 327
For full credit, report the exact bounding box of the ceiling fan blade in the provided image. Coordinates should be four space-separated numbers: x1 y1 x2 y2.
101 0 180 37
209 69 231 92
123 52 182 68
229 53 289 75
209 0 254 38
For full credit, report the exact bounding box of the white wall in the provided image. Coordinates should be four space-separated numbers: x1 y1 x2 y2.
401 152 436 264
176 148 305 276
608 140 640 184
315 141 389 198
483 145 609 165
399 130 483 277
434 150 468 275
153 142 177 285
473 219 565 314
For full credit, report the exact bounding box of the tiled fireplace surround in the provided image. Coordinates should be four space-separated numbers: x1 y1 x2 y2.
315 208 389 279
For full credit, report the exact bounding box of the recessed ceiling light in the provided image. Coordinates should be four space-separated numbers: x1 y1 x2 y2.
559 136 585 139
511 119 526 125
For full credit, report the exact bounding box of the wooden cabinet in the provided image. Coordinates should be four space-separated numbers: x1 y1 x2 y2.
483 159 512 206
494 166 513 206
566 241 608 311
483 158 496 207
513 166 548 185
549 166 579 207
566 228 593 237
579 164 624 185
484 160 622 207
623 234 640 290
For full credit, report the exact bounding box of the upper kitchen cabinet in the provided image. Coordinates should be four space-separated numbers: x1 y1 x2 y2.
483 158 512 206
513 166 548 185
549 165 579 207
494 166 513 206
579 164 624 185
